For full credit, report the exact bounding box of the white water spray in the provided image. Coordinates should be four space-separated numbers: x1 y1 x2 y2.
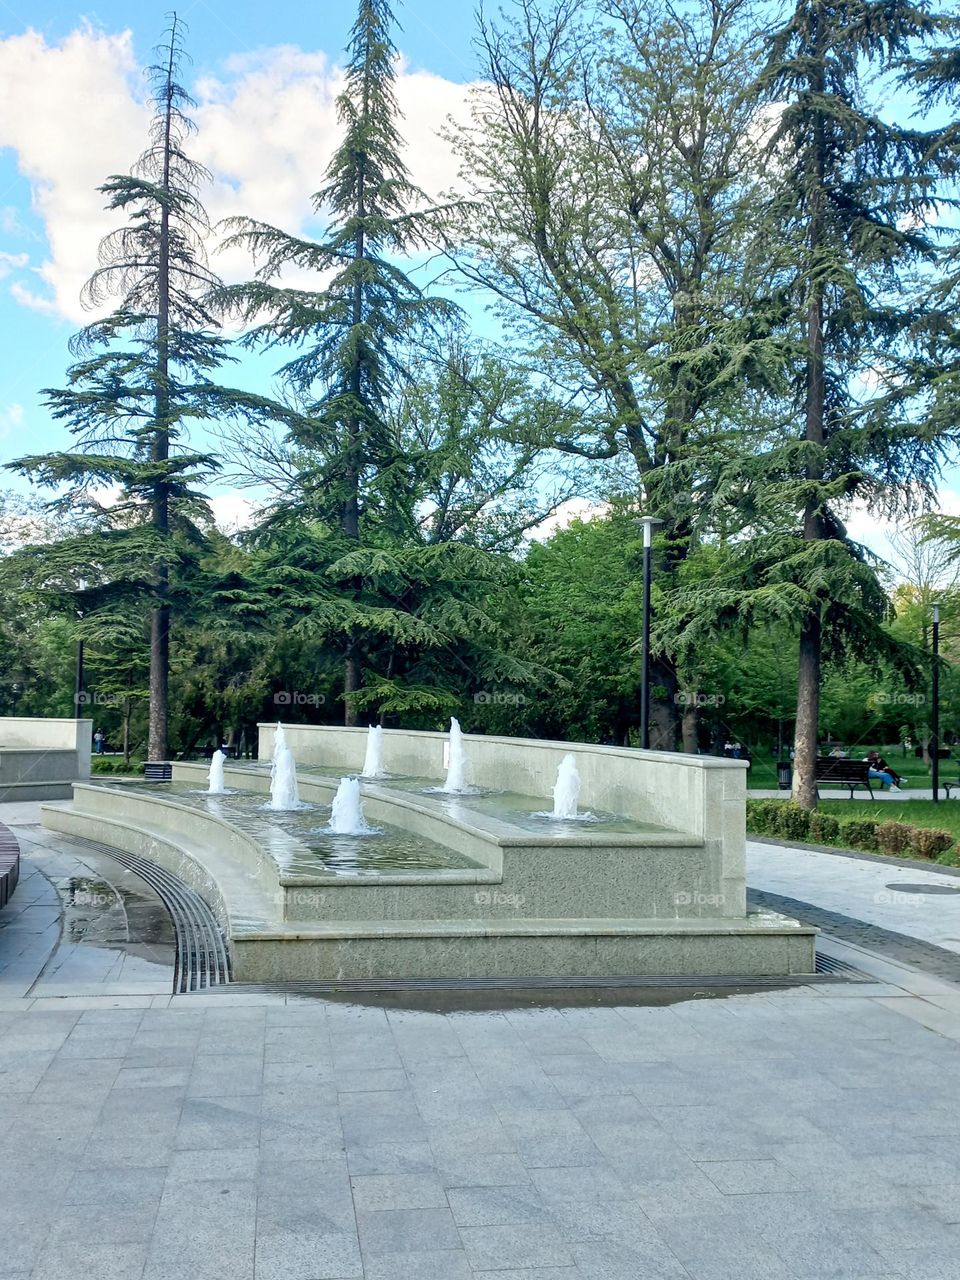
329 777 368 834
442 717 468 793
207 749 227 795
552 754 581 819
361 725 386 778
268 723 301 810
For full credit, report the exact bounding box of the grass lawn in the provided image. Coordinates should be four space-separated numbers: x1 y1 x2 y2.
818 798 960 839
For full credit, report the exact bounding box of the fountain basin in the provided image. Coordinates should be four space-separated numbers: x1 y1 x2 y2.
39 735 816 981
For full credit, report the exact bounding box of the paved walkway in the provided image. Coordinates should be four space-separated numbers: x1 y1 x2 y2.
5 805 960 1277
748 840 960 956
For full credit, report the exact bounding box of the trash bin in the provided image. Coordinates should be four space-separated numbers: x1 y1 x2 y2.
777 761 792 790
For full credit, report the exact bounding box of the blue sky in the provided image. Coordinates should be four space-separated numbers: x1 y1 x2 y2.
0 0 482 522
0 1 958 558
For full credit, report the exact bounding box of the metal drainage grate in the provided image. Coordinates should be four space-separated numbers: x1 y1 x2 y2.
815 952 872 979
64 836 231 993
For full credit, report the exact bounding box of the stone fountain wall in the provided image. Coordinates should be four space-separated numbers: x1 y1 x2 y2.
258 724 748 919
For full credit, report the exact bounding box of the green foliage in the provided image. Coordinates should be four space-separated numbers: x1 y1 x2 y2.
91 756 143 775
772 802 811 841
746 799 782 834
875 821 914 856
808 812 841 844
3 16 249 760
838 819 879 851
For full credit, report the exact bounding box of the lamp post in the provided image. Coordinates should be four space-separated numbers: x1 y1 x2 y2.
932 601 941 803
73 579 87 718
636 516 663 750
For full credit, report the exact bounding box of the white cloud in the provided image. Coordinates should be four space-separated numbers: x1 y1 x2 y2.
842 487 960 575
0 251 27 278
528 497 609 541
209 491 257 534
0 402 23 441
0 27 474 321
0 26 147 322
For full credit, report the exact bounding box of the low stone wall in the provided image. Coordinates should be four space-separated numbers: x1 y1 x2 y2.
172 762 722 924
45 751 814 981
0 717 91 801
258 724 748 917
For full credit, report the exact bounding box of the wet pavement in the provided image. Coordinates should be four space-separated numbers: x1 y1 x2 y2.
0 808 175 999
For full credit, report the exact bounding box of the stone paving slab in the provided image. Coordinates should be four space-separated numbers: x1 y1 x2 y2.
8 817 960 1275
0 979 959 1277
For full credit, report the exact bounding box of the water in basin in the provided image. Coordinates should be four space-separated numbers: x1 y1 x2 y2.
91 779 483 876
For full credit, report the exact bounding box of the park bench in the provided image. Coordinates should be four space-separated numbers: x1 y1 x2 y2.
0 822 20 908
143 762 173 782
814 757 875 799
938 757 960 798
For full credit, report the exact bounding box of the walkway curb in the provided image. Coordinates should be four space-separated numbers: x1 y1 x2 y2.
750 833 960 877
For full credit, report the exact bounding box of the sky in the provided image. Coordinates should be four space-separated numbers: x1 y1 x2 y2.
0 0 956 560
0 0 483 528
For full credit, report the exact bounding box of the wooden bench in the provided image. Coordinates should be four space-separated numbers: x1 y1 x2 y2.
143 762 173 782
814 757 875 799
0 822 20 908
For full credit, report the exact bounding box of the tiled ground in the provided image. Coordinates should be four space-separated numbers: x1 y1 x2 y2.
3 983 960 1279
4 804 960 1278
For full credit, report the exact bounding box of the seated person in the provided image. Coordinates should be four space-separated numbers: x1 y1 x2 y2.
864 750 902 790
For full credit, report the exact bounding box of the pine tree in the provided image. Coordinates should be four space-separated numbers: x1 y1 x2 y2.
221 0 455 724
669 0 954 806
8 15 233 761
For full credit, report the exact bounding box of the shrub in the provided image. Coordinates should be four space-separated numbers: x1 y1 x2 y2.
838 819 879 851
875 821 913 856
809 813 840 844
909 827 955 860
772 802 811 841
91 757 141 776
746 799 781 835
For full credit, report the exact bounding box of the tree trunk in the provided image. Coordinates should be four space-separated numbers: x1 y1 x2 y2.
792 613 821 808
147 27 176 763
681 701 699 754
649 657 680 750
122 698 131 767
339 64 369 726
791 10 826 812
344 646 361 727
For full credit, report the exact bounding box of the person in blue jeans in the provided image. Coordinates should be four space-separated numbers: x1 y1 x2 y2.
864 751 901 791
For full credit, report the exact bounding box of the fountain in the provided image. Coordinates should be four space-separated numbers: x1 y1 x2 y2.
552 753 581 819
268 723 302 810
207 749 227 795
361 725 386 778
329 777 369 834
441 717 469 793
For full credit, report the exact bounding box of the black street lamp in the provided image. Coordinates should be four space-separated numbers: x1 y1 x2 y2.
637 516 663 750
932 601 941 803
73 579 86 718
